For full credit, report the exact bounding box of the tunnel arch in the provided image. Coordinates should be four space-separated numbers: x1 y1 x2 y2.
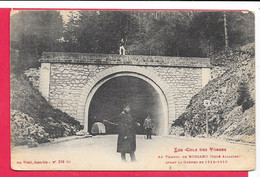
76 65 175 135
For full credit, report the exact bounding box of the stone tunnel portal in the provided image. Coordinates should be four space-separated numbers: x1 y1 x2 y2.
84 72 169 136
38 53 211 136
88 76 167 135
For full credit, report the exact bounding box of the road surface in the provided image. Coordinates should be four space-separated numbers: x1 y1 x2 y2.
11 135 255 171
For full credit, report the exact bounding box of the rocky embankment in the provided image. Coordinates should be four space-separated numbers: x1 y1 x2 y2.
171 43 255 144
11 74 83 147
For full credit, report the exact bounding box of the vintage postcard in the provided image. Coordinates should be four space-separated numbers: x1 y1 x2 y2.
10 9 255 171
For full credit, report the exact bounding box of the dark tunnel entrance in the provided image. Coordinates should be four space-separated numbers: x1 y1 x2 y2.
88 76 166 135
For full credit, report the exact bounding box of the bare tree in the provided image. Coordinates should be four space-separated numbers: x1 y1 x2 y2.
224 12 229 49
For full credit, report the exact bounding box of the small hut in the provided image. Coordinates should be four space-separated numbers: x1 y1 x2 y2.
91 122 106 135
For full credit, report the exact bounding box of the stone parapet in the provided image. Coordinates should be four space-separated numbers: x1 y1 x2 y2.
39 52 211 68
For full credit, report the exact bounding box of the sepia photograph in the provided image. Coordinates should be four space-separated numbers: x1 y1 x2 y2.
10 9 255 171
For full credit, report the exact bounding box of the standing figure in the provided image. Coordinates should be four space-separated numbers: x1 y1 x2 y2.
117 104 140 162
143 116 153 139
119 38 126 55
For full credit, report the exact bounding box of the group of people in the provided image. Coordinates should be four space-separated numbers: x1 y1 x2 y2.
116 104 154 162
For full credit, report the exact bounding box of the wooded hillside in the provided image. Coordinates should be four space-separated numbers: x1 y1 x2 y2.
11 10 254 73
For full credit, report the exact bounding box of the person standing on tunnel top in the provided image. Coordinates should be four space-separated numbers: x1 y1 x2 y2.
143 116 153 140
117 104 140 162
119 38 126 55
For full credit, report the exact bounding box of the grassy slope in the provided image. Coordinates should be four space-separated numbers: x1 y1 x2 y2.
11 74 82 145
171 43 255 144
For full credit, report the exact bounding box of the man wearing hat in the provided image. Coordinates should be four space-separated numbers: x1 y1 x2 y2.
117 104 140 162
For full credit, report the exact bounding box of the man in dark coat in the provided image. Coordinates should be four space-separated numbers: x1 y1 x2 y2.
117 104 140 162
143 116 153 139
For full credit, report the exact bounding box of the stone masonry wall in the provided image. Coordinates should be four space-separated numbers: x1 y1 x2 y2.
48 63 202 124
146 66 202 121
49 64 110 118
